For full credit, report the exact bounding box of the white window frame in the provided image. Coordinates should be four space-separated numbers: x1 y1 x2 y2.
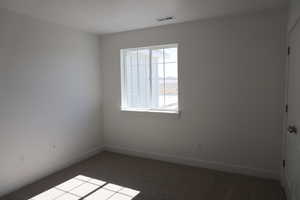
120 44 180 114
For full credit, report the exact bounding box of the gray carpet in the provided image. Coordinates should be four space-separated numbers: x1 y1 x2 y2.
2 151 285 200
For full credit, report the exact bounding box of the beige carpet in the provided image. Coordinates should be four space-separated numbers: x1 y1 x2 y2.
2 151 285 200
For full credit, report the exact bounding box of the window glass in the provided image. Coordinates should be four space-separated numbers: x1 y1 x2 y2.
121 44 178 112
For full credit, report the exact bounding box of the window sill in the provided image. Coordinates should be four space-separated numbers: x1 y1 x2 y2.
121 108 181 117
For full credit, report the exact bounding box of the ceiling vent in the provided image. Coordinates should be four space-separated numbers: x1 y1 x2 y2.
157 16 175 22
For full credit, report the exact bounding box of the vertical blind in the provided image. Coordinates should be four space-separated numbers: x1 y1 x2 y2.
121 44 178 111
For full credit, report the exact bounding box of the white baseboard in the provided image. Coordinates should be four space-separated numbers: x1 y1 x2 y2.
70 145 104 165
104 145 279 180
43 145 105 179
1 145 104 198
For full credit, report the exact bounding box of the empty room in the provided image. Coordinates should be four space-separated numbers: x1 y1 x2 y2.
0 0 299 199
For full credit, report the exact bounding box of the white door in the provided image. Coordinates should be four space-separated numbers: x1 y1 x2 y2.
286 21 300 200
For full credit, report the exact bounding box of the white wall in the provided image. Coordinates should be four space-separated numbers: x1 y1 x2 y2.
288 0 300 31
0 7 287 197
0 8 103 196
101 9 287 179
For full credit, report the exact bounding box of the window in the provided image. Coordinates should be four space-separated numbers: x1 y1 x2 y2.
121 44 178 113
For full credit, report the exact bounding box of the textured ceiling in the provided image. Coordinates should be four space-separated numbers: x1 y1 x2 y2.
0 0 288 34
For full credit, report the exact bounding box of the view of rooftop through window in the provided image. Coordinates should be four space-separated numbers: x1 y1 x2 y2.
29 175 140 200
121 44 178 112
